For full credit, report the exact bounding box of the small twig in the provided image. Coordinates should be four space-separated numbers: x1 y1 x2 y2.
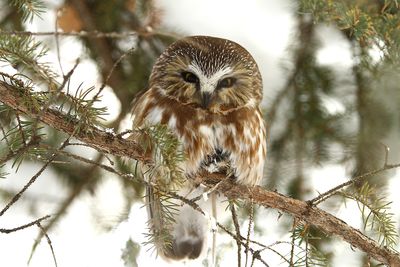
62 142 114 165
49 145 115 173
256 242 292 265
245 200 254 267
0 215 50 233
250 252 257 267
308 163 400 206
94 47 134 99
305 235 309 267
230 203 242 267
216 222 270 267
0 139 69 217
36 222 58 267
0 187 61 203
290 219 296 266
29 152 105 258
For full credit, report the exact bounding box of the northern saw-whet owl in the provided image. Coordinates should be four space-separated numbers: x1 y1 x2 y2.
131 36 266 261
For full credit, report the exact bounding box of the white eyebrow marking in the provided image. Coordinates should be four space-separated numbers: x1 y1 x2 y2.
188 62 232 93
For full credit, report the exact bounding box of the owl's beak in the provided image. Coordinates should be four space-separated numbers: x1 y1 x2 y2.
201 92 212 109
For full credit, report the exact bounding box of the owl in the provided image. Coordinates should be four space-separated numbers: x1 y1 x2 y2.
131 36 266 261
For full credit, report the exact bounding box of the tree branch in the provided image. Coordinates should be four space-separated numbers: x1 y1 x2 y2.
0 81 149 163
203 175 400 266
1 81 400 266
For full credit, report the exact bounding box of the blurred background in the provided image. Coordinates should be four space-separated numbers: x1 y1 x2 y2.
1 0 400 266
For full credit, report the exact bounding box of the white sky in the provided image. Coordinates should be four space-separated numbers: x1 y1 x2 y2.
1 1 400 267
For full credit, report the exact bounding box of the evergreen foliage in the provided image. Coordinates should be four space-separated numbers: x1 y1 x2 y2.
0 0 400 266
8 0 46 22
341 182 398 249
290 224 328 267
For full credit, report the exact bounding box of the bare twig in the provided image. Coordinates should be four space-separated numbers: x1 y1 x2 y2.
94 47 134 99
29 152 105 260
309 163 400 205
36 222 58 267
230 204 242 267
0 139 68 217
290 219 296 266
64 142 114 165
216 222 270 267
245 201 254 267
0 215 50 233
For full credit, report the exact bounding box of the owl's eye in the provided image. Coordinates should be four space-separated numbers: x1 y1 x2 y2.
181 71 199 84
218 77 236 89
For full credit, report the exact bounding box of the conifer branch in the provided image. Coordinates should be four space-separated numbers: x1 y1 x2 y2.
1 80 400 266
0 81 149 163
9 0 46 22
203 174 400 266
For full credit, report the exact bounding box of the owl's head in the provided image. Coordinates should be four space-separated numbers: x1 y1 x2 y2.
149 36 263 113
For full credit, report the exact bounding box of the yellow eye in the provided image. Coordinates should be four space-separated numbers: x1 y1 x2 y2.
181 71 199 84
218 77 236 88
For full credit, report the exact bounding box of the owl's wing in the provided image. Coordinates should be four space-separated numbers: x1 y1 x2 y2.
130 87 149 112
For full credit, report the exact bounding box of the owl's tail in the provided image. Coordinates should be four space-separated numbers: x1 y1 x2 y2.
145 185 207 261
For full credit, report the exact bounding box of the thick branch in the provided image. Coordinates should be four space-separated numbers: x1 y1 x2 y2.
204 176 400 267
1 82 400 266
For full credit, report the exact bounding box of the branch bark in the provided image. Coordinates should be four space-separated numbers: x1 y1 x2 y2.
1 81 400 266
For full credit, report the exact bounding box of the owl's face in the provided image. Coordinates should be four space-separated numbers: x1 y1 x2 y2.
149 36 263 113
